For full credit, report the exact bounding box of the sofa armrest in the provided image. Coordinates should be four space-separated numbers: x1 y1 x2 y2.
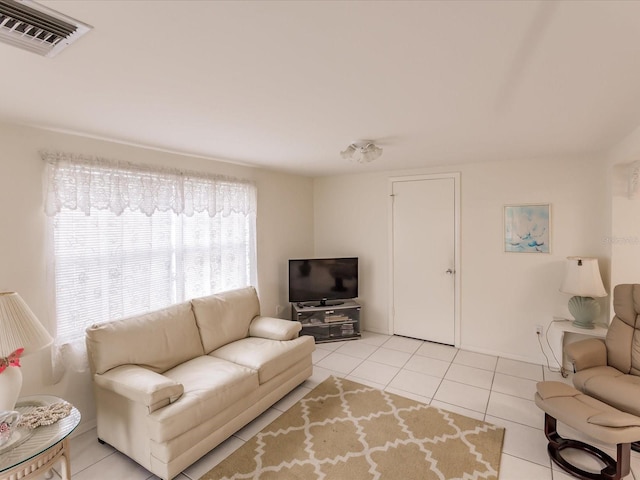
94 365 184 413
249 316 301 341
565 338 607 372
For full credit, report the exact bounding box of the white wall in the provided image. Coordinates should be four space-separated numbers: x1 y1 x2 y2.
314 155 608 364
255 169 315 315
606 126 640 289
0 121 314 430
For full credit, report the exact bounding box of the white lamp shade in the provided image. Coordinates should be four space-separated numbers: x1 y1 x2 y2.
559 257 607 298
0 292 53 357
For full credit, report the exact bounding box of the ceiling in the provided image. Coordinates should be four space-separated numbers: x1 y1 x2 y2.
2 0 640 176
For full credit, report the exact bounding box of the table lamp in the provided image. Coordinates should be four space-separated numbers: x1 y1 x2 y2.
559 257 607 329
0 292 53 410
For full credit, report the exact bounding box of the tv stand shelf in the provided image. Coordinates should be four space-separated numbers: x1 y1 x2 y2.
291 300 361 343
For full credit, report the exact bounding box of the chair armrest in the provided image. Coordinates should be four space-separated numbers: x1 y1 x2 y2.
565 338 607 372
94 365 184 413
249 316 301 341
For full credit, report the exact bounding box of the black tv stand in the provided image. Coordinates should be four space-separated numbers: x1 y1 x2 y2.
291 300 361 343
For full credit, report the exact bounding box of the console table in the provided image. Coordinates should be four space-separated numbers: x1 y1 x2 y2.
0 395 81 480
548 317 608 377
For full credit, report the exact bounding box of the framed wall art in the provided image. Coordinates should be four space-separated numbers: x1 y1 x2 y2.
504 204 550 253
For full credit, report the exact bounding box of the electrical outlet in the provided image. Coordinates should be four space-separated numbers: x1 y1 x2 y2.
535 325 543 335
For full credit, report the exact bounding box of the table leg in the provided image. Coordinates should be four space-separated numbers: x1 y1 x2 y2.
60 439 71 480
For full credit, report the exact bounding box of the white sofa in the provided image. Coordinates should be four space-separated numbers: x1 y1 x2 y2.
85 286 315 480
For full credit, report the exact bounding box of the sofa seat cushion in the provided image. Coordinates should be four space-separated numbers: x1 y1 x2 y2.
574 365 640 417
149 355 258 442
211 335 315 384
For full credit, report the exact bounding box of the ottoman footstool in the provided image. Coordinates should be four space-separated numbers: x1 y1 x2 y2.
535 381 640 480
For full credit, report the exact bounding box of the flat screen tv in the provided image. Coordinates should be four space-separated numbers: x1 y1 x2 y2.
288 257 358 306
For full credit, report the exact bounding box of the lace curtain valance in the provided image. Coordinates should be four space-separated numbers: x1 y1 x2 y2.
42 151 257 217
43 150 258 382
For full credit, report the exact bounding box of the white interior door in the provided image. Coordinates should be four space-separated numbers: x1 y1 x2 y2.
391 175 457 345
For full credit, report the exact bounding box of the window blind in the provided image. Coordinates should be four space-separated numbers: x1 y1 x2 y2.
44 152 257 363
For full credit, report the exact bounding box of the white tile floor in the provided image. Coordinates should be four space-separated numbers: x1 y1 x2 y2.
48 332 640 479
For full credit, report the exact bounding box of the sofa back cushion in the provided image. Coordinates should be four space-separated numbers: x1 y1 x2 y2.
86 302 205 375
606 284 640 374
192 286 260 353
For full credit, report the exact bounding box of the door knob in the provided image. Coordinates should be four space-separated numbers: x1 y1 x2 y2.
445 269 455 275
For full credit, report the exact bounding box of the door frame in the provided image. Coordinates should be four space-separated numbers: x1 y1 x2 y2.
388 172 461 347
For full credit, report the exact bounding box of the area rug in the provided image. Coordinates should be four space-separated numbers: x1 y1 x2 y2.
200 376 504 480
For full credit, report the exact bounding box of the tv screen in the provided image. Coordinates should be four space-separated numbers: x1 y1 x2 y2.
289 257 358 305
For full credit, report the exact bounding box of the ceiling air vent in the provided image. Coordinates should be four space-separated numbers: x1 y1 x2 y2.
0 0 91 57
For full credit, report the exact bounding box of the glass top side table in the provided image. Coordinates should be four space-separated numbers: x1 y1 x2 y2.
0 395 81 480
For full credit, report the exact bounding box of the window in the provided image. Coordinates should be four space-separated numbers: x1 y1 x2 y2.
43 151 257 371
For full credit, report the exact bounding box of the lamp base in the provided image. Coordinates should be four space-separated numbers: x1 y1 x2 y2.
568 296 599 330
0 366 22 411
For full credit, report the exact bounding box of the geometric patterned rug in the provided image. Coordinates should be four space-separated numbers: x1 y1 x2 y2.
199 376 505 480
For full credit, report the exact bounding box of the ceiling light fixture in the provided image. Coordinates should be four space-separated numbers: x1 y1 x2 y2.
340 141 383 164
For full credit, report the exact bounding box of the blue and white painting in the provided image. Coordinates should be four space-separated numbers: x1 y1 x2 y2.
504 204 550 253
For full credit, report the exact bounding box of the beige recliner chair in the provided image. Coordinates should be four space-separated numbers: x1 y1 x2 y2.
530 284 640 480
566 283 640 424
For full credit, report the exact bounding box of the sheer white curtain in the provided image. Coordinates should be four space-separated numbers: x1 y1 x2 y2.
43 151 257 378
